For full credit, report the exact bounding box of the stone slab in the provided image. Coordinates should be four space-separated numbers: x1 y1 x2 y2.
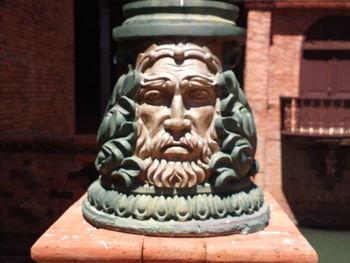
31 192 318 263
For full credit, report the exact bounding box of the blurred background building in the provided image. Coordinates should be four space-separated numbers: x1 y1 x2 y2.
1 0 349 262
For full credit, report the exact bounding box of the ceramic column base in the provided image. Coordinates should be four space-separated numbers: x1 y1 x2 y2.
82 179 269 236
31 191 318 263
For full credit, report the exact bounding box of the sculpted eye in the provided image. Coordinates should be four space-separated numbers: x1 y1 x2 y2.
145 89 161 100
190 89 210 101
185 87 216 107
142 89 167 105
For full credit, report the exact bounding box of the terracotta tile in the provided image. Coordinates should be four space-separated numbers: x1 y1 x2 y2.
205 192 318 263
143 235 206 263
31 194 143 263
31 191 317 263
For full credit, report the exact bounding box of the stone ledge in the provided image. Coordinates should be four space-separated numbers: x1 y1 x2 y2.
31 191 318 263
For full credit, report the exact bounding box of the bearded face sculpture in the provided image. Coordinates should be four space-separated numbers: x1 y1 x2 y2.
134 44 221 188
93 42 258 188
83 42 268 235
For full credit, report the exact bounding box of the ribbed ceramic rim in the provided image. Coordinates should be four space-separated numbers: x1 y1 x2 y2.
113 24 246 42
123 0 239 21
82 198 269 236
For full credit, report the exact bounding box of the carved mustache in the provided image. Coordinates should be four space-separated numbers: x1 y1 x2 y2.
135 118 218 164
149 130 212 163
152 130 202 152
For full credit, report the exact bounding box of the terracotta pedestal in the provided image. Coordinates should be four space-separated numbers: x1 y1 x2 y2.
31 192 318 263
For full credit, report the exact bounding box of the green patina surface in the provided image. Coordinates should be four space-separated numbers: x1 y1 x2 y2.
94 68 258 188
114 0 245 42
82 0 269 236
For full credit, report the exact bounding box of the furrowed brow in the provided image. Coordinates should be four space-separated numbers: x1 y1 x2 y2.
181 74 216 87
140 73 176 89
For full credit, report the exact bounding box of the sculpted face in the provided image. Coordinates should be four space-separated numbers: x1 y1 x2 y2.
134 44 221 188
86 39 267 235
138 57 218 159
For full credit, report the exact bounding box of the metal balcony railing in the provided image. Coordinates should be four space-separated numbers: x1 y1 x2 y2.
281 97 350 137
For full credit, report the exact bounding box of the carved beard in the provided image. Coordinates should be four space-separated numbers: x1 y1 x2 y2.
134 118 220 188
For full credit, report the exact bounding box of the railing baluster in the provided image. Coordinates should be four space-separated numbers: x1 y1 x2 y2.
340 99 344 135
309 99 315 135
281 97 350 137
291 98 297 133
319 99 324 135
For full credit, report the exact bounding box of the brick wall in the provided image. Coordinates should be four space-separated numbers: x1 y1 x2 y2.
244 9 272 188
0 135 97 260
244 6 350 220
0 0 75 134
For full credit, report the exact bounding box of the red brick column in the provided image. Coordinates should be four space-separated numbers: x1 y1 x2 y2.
265 11 304 213
244 8 297 217
244 9 272 188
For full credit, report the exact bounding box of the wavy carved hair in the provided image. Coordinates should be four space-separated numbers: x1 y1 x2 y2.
95 43 258 188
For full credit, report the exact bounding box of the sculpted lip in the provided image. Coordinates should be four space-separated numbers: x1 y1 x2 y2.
160 142 193 154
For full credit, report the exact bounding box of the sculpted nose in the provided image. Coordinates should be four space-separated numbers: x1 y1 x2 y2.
164 95 191 138
164 118 191 132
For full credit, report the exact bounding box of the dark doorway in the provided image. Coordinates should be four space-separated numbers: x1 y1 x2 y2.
300 15 350 99
74 0 100 134
305 15 350 42
74 0 124 134
301 49 350 98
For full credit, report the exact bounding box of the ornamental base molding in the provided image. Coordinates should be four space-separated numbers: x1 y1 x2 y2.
82 179 269 236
